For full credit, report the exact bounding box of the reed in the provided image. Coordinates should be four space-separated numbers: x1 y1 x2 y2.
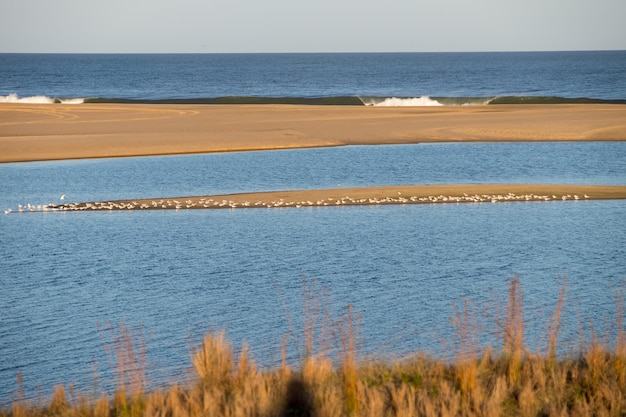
2 277 625 417
501 276 525 385
100 321 150 417
336 304 360 416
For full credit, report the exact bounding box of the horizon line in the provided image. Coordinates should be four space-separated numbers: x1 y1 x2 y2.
1 48 626 55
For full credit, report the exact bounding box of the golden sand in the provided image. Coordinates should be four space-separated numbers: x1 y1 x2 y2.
1 103 625 163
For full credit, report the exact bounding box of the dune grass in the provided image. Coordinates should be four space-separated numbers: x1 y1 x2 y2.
3 277 626 417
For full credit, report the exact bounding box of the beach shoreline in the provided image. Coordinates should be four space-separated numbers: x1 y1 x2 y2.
1 103 625 163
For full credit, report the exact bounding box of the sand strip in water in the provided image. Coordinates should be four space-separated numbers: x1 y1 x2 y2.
1 103 625 163
40 184 626 212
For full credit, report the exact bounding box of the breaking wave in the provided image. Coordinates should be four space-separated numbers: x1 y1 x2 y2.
2 93 624 106
361 96 626 106
0 94 85 104
362 96 444 106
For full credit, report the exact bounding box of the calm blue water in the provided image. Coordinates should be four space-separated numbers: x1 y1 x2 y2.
1 52 626 405
1 51 626 103
2 142 625 207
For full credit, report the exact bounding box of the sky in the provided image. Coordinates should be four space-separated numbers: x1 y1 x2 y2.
1 0 625 53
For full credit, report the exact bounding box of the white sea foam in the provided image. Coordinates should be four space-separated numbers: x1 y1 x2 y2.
58 97 85 104
0 93 54 104
0 93 84 104
370 96 444 107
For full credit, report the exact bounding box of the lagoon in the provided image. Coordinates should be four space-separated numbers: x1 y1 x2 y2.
1 142 625 404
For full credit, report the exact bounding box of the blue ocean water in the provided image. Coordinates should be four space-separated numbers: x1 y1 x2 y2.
1 51 626 104
1 52 626 405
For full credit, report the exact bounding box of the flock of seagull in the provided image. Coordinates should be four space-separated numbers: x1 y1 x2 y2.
4 192 590 214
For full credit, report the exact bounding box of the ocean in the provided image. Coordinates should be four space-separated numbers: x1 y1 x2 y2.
1 52 626 405
2 51 626 105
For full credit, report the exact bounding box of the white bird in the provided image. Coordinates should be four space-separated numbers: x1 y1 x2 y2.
60 194 65 200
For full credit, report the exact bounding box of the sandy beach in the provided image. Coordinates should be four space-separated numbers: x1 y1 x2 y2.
1 103 625 163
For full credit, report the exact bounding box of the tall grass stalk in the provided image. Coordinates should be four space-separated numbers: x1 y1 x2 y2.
100 321 150 416
496 276 525 385
614 283 626 390
276 274 333 364
336 304 360 416
546 277 567 363
450 298 482 400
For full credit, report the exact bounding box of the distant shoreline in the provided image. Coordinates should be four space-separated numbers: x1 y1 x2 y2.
1 103 625 163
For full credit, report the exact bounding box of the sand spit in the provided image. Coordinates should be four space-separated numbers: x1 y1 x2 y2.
1 103 625 163
6 185 624 214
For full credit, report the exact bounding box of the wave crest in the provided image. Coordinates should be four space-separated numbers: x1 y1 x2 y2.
0 94 84 104
362 96 444 107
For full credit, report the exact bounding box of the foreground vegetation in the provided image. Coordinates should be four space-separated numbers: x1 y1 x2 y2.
4 277 626 417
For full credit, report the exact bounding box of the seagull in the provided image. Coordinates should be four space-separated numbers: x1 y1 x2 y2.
60 194 65 200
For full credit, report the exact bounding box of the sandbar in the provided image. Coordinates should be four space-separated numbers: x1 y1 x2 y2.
1 103 625 163
42 184 626 212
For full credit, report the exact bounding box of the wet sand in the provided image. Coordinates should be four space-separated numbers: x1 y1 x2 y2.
1 103 625 163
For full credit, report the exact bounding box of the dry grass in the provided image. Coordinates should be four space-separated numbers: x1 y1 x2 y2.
2 277 625 417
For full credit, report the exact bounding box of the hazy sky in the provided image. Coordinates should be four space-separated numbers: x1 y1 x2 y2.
2 0 625 53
